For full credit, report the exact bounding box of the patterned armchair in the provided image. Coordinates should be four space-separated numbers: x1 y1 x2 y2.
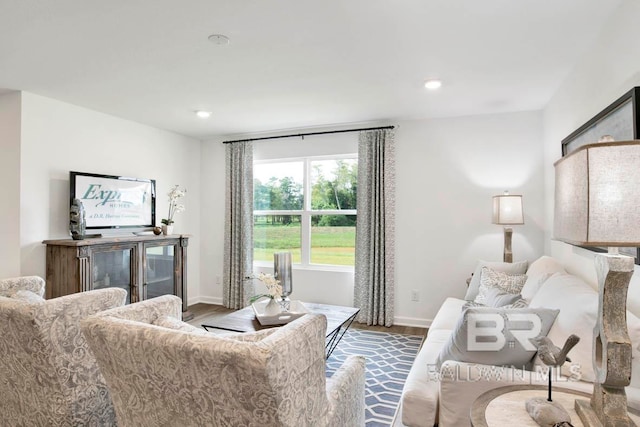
82 295 366 427
0 276 127 427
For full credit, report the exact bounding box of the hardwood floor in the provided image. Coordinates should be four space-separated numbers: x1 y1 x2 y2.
187 302 427 336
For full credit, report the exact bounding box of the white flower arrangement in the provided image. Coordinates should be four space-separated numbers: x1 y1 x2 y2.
249 273 283 303
161 185 186 225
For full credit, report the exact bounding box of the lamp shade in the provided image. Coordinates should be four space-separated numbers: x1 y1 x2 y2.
554 140 640 246
492 194 524 225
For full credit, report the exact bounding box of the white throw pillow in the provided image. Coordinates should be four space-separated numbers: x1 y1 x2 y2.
521 256 567 301
464 260 528 301
529 272 597 381
474 267 527 305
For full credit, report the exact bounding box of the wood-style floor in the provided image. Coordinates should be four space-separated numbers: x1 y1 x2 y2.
187 303 427 336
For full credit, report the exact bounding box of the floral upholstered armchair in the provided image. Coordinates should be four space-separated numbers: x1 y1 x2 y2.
82 295 366 427
0 276 126 427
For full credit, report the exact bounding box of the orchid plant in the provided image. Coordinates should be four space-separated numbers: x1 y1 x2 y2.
161 185 186 225
249 273 283 304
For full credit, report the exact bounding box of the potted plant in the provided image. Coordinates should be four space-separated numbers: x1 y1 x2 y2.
161 185 186 235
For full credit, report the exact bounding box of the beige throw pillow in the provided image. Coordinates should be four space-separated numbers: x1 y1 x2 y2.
474 266 527 305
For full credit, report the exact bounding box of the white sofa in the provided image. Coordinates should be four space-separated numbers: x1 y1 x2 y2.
393 256 640 427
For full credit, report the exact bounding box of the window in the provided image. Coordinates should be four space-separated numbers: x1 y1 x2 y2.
253 155 357 268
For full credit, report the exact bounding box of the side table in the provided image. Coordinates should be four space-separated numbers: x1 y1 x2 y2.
470 385 640 426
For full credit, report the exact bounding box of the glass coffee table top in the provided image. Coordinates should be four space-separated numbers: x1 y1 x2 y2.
201 302 359 358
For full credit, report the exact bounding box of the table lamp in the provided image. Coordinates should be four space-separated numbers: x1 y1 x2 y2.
492 191 524 263
554 140 640 426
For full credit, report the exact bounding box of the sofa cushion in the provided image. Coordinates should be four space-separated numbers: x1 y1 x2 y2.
521 256 567 300
529 272 598 381
465 260 528 301
474 267 527 305
435 306 559 369
401 329 451 427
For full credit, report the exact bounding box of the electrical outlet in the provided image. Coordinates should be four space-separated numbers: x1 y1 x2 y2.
216 275 221 285
411 289 420 302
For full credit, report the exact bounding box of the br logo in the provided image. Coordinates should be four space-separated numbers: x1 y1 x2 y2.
466 313 542 351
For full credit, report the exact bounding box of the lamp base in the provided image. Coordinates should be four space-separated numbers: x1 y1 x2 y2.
503 227 513 263
576 396 636 427
576 253 636 427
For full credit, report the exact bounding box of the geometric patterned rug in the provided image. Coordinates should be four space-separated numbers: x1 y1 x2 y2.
326 329 424 427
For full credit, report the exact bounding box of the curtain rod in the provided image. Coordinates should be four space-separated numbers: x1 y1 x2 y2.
222 125 395 144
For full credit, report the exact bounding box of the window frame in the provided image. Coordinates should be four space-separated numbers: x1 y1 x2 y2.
253 153 357 271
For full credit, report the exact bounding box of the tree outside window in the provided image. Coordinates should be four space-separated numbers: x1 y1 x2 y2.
253 156 357 267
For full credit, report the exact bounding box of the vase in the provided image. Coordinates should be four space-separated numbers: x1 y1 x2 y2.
274 252 293 298
264 298 281 316
162 225 174 235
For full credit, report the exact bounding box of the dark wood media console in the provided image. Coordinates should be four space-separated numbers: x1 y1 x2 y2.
42 234 192 320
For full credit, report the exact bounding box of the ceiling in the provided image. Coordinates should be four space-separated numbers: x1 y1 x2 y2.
0 1 623 139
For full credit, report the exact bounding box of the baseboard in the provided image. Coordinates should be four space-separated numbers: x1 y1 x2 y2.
187 296 223 306
393 316 432 329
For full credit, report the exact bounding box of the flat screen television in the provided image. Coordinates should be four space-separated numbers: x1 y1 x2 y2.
70 171 156 230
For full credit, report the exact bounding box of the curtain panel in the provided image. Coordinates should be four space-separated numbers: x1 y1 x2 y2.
354 129 396 326
223 141 254 309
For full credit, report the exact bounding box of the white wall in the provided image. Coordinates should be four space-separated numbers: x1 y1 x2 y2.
395 112 545 325
542 0 640 315
199 138 226 304
18 92 203 304
0 92 22 277
200 112 546 325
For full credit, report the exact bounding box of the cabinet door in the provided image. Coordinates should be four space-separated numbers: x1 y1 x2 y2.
144 243 177 300
92 245 136 304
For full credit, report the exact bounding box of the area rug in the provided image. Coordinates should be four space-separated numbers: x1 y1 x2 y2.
325 329 424 427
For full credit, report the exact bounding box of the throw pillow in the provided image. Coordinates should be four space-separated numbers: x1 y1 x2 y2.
484 288 523 307
436 307 559 369
8 289 45 304
464 260 528 301
462 301 486 310
627 311 640 389
474 267 527 305
463 291 528 311
529 272 598 381
521 256 567 301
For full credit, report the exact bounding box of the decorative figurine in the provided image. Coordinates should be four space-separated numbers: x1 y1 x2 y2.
69 198 86 240
526 334 580 427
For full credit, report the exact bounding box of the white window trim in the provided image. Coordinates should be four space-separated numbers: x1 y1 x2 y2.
254 154 357 271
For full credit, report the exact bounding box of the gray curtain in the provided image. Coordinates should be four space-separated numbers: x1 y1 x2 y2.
223 141 254 309
354 129 396 326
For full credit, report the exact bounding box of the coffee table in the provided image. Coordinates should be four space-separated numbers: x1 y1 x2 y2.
201 302 359 358
470 385 640 426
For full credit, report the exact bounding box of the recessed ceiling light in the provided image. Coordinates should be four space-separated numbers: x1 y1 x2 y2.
208 34 230 45
195 110 211 119
424 79 442 90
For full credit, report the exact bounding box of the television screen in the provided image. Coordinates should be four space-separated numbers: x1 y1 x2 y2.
70 171 156 229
